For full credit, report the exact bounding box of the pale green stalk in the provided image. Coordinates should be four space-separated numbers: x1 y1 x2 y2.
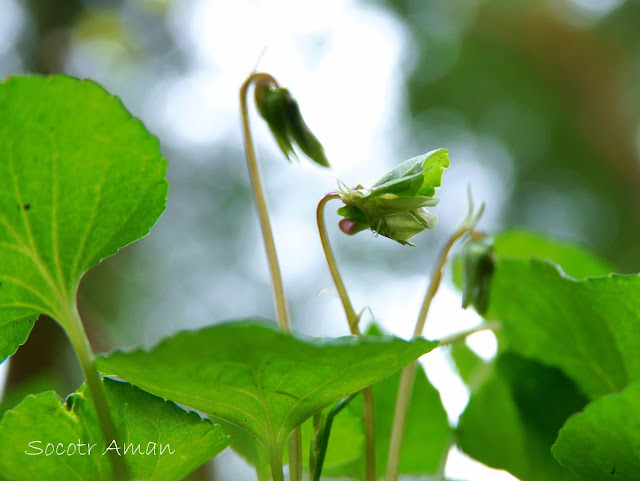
239 72 291 332
239 72 302 481
62 304 128 481
386 191 485 481
267 449 285 481
316 193 376 481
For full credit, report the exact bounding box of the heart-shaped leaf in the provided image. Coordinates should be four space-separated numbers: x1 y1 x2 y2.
96 320 438 461
0 378 228 481
552 381 640 481
457 353 588 481
0 75 167 359
487 259 639 399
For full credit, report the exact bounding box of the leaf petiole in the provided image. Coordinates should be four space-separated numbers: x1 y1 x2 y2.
61 304 128 481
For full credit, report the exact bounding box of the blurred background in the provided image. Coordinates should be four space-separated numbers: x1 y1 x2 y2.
1 0 639 479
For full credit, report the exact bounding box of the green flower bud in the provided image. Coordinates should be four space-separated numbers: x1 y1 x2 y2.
461 234 495 315
336 149 449 246
254 82 330 168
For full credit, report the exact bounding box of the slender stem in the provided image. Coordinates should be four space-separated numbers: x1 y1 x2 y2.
413 226 470 338
386 225 472 481
62 304 128 481
316 194 375 481
384 362 417 480
288 428 303 481
239 72 291 333
268 449 286 481
240 72 302 481
316 194 360 334
437 322 501 347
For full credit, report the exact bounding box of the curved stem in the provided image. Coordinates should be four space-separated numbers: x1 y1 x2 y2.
63 305 128 481
413 226 470 338
316 194 360 334
241 73 302 480
239 72 291 333
316 194 375 481
385 225 472 481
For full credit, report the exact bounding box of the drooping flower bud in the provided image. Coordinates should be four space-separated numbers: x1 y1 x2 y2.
461 234 495 315
335 149 449 246
254 82 329 168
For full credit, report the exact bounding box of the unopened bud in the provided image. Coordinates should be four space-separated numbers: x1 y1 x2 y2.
461 235 495 315
254 82 329 168
335 149 449 245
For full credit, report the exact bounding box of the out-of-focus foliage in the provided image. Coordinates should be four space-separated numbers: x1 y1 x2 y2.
457 353 588 481
453 230 640 481
552 380 640 481
374 0 640 270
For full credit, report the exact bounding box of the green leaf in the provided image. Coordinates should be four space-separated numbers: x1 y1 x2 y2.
0 378 228 481
491 229 613 279
552 381 640 481
457 353 588 481
487 258 639 399
0 315 36 362
0 75 168 354
96 320 438 459
306 324 451 479
371 149 449 198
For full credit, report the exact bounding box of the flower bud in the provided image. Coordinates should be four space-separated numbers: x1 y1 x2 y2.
335 149 449 245
461 235 495 315
254 83 329 168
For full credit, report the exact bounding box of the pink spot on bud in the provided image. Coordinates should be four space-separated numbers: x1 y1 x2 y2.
339 218 359 235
